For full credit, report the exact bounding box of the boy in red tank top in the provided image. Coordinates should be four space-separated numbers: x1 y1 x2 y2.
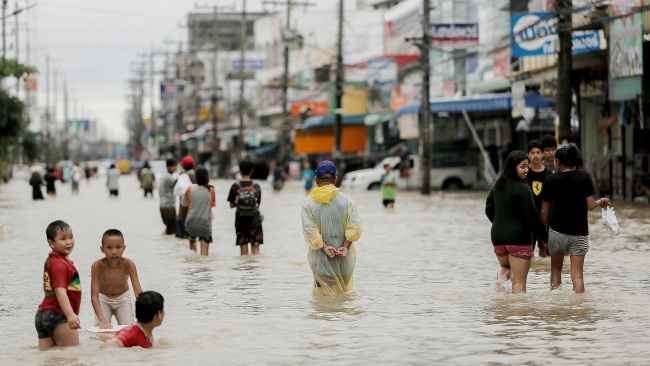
35 220 82 350
101 291 165 349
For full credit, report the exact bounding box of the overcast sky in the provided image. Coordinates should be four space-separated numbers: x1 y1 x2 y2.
19 0 346 143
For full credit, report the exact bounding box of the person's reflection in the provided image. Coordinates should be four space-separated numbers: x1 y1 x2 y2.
307 292 364 321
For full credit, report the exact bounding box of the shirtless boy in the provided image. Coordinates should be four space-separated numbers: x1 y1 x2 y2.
91 229 142 329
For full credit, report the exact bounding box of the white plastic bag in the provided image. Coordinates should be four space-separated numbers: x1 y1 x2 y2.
602 206 620 236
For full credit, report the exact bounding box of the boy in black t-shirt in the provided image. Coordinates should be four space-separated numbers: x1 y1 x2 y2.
540 134 557 172
527 140 553 257
227 160 263 256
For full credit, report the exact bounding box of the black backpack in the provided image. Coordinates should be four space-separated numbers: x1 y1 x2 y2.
236 182 258 216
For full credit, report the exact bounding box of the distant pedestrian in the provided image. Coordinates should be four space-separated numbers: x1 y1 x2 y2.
84 163 92 183
300 161 315 194
271 161 288 192
301 160 363 295
35 220 81 350
173 156 197 238
71 165 82 194
380 164 396 208
540 134 557 172
526 140 552 257
29 171 45 200
227 160 263 256
107 164 120 198
44 167 57 196
541 145 611 293
159 159 178 235
140 162 156 198
180 167 215 256
485 151 548 294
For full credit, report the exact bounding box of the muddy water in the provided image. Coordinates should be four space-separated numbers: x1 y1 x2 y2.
0 176 649 365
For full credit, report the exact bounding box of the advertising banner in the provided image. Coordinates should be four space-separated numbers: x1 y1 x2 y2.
430 23 479 47
510 12 602 57
609 0 643 100
367 58 398 112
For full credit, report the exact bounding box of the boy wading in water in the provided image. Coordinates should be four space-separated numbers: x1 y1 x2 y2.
101 291 165 349
527 140 552 257
91 229 142 329
181 167 215 256
380 164 396 208
35 220 82 350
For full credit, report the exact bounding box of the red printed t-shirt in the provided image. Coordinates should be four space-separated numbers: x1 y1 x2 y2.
113 324 153 348
38 252 82 315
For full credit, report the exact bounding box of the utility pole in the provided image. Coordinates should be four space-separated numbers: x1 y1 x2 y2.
14 0 18 94
264 0 315 164
420 0 431 195
238 0 247 159
44 55 50 164
333 0 344 169
211 6 219 174
556 0 572 142
2 0 6 59
63 79 69 160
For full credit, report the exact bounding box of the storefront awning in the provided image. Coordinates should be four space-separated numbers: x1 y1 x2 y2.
300 114 368 131
364 112 392 126
395 93 512 117
253 141 280 155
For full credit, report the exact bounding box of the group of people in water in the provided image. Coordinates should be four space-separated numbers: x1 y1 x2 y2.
486 135 611 294
35 158 363 350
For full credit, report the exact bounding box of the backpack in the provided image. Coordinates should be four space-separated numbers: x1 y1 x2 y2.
141 169 154 189
236 182 258 216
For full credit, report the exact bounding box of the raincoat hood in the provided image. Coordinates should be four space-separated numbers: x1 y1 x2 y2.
309 184 339 203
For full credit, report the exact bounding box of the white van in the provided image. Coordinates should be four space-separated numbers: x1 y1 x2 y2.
340 154 477 191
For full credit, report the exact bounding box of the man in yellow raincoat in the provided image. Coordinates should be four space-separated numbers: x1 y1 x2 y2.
301 160 363 295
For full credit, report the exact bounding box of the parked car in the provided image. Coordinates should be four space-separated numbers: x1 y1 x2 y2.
340 154 477 191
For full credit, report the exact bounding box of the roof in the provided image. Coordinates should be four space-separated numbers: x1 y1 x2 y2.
300 114 368 131
395 94 513 117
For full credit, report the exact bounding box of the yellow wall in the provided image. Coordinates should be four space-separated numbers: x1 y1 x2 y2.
342 86 367 114
294 125 367 154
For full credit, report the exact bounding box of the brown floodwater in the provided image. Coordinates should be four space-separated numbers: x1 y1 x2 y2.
0 175 649 365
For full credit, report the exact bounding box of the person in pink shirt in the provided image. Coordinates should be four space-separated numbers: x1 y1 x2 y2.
100 291 164 349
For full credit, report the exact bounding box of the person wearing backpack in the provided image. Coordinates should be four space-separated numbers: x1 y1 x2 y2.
227 160 263 256
140 161 156 198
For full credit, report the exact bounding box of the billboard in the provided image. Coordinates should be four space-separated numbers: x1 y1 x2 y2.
510 12 602 57
430 23 479 47
609 0 643 100
367 58 398 112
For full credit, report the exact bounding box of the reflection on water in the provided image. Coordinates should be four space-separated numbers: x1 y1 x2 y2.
1 179 649 364
308 292 364 321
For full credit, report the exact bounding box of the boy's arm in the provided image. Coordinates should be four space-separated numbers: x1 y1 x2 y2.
54 288 80 329
127 260 143 298
91 261 112 329
100 337 125 349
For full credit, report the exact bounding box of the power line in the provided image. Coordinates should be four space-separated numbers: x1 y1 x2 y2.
39 2 179 21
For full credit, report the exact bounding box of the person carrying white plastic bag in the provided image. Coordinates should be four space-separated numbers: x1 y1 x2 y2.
602 206 620 236
541 145 611 293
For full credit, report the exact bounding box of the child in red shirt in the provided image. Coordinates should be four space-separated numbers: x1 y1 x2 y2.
35 220 82 350
101 291 165 349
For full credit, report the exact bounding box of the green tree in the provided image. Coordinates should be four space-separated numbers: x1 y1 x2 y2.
0 58 37 181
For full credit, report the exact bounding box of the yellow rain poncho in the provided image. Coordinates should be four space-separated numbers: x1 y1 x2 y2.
301 184 363 295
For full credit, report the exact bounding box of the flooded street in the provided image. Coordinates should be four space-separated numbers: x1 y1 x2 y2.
1 176 650 365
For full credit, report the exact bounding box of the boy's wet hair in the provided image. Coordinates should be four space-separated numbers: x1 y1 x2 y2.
527 140 542 153
135 291 164 323
46 220 71 241
102 229 124 245
555 144 584 169
540 134 557 150
195 167 210 186
166 158 177 167
239 160 254 176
